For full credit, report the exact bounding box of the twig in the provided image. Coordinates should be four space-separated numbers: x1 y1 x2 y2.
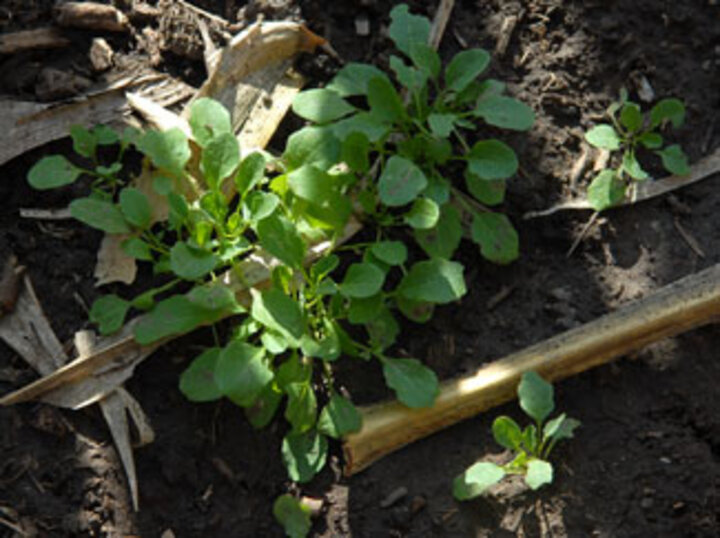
569 144 590 191
566 210 599 258
673 218 705 258
495 14 519 57
0 28 70 55
19 208 72 220
429 0 455 50
0 516 27 537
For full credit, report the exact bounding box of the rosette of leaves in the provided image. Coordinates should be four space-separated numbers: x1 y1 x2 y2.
585 91 689 211
453 372 580 500
291 3 533 267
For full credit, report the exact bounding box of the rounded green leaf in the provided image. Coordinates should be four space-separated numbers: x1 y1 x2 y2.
136 128 190 176
341 131 370 173
348 294 383 325
133 295 221 344
152 175 174 195
518 371 554 424
234 151 267 197
283 125 341 171
318 394 362 439
467 140 518 180
474 95 535 131
367 76 406 124
119 187 152 229
70 198 130 234
366 307 399 351
370 241 407 266
89 294 130 335
470 212 519 264
285 382 317 434
409 42 441 78
201 132 240 188
381 357 439 408
179 348 223 402
656 144 690 175
28 155 82 190
281 430 328 483
251 288 305 343
638 132 663 149
121 237 153 261
404 197 440 229
650 98 685 128
245 383 283 429
189 97 232 147
273 495 312 538
388 4 431 56
445 48 491 93
188 282 241 312
170 241 218 280
292 88 355 124
587 169 626 211
396 296 434 323
453 461 506 500
378 155 428 206
427 113 457 138
619 102 643 132
397 259 466 304
584 124 621 150
415 204 462 259
526 460 553 490
621 150 648 180
243 191 279 223
256 214 306 269
69 125 97 158
327 62 388 97
492 416 523 450
216 341 272 407
340 262 385 298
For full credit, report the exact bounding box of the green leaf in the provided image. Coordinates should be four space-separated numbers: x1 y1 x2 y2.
526 460 553 490
398 259 466 304
326 63 388 97
622 150 648 180
318 394 362 439
474 95 535 131
365 307 399 351
285 382 317 434
245 383 283 429
331 112 390 143
134 295 221 344
467 140 518 180
348 294 383 325
340 262 385 298
167 192 189 230
179 348 223 402
251 287 304 344
310 254 339 282
256 214 306 269
381 357 439 408
235 151 267 198
638 132 663 149
188 282 242 312
619 102 643 132
287 165 351 229
522 424 538 453
216 341 272 407
587 169 626 211
121 237 153 261
492 416 523 450
273 495 312 538
396 296 434 323
70 125 97 158
453 462 506 500
283 126 341 171
119 187 152 229
341 131 370 173
367 76 406 124
656 144 690 175
409 42 441 78
201 132 240 189
136 128 190 176
415 204 462 259
189 97 232 147
650 98 685 128
281 430 328 483
584 124 621 150
243 191 279 223
427 113 456 138
404 197 439 229
170 242 218 280
28 155 82 190
518 371 554 424
545 415 581 443
378 155 428 207
93 125 119 145
89 294 130 335
445 48 491 93
389 56 428 92
471 212 519 264
152 176 174 195
292 89 355 124
466 173 506 206
70 198 130 234
388 4 431 56
370 241 407 266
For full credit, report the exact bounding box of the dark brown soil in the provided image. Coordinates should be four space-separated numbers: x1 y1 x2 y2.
2 1 720 537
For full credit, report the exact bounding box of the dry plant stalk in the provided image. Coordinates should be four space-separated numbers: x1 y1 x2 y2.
343 262 720 474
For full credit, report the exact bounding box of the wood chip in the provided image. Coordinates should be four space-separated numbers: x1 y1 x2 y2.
0 255 25 316
55 2 130 32
90 38 114 72
94 234 137 287
495 14 519 57
0 27 71 55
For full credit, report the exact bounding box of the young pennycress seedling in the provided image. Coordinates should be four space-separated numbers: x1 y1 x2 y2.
585 91 689 212
453 371 580 500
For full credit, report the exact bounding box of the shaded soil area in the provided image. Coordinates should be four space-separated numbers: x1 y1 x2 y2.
2 0 720 536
